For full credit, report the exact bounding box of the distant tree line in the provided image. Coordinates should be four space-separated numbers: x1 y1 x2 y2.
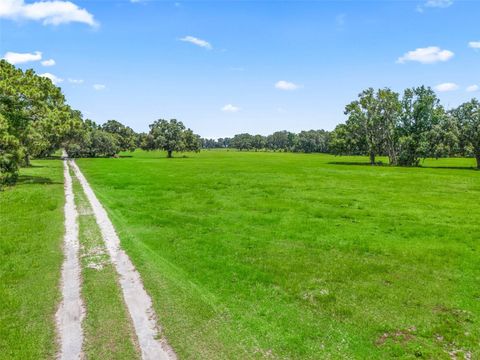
2 59 479 187
201 129 330 153
203 87 479 169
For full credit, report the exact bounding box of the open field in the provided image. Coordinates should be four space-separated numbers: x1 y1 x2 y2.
75 150 480 359
0 159 64 359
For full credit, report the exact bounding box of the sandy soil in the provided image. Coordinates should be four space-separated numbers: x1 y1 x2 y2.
56 155 85 360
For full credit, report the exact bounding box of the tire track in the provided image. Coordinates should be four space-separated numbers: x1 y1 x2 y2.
70 159 176 360
56 154 85 360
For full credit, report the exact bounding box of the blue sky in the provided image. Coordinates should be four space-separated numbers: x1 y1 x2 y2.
1 0 479 138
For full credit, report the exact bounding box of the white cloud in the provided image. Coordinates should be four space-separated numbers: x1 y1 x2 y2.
39 72 63 84
221 104 240 113
3 50 42 64
93 84 106 91
179 36 212 49
468 41 480 49
424 0 453 8
41 58 55 66
434 82 459 92
417 0 453 11
397 46 454 64
0 0 97 27
275 80 301 91
466 85 479 92
68 78 84 84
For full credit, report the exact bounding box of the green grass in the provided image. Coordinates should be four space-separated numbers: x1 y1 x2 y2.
0 159 64 359
76 150 480 359
71 168 140 359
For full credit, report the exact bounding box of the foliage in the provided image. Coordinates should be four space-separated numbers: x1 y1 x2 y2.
143 119 201 157
450 99 480 168
102 120 137 152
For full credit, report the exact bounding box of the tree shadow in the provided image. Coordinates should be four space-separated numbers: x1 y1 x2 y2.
16 175 62 185
328 161 478 171
328 161 382 166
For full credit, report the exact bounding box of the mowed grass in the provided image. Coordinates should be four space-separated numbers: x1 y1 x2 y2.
76 151 480 359
0 159 64 359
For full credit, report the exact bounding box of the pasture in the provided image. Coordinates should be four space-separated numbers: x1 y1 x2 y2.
71 150 480 359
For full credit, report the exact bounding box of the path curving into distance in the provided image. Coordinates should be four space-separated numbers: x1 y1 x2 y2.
69 159 176 360
56 153 85 360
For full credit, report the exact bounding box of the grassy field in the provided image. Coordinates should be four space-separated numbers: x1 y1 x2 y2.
0 159 64 359
77 151 478 359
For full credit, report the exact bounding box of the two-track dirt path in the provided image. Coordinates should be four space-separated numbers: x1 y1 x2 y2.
56 153 85 360
56 155 175 360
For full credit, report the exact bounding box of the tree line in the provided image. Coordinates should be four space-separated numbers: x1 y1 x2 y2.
203 87 480 169
1 60 479 187
0 60 200 187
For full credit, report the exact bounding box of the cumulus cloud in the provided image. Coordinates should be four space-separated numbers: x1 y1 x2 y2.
466 85 479 92
41 58 55 66
468 41 480 49
221 104 240 113
179 36 212 49
275 80 301 91
39 72 63 84
0 0 97 27
434 82 459 92
93 84 106 91
3 50 42 64
397 46 454 64
68 78 84 84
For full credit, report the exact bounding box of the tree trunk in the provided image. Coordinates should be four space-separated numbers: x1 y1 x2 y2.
167 150 172 158
369 152 375 166
476 153 480 169
25 154 31 167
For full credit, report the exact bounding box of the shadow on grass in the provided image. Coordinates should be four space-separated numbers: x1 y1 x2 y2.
328 161 478 171
328 161 383 166
16 175 62 185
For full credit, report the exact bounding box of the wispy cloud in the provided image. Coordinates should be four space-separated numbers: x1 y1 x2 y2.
275 80 301 91
335 13 346 29
468 41 480 50
221 104 240 113
93 84 106 91
417 0 453 12
68 78 84 84
3 50 42 64
41 58 55 66
434 82 458 92
179 36 212 49
466 85 479 92
39 72 63 85
0 0 98 27
397 46 454 64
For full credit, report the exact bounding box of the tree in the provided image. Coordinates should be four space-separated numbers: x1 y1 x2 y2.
376 88 401 165
145 119 200 157
451 99 480 168
344 88 384 165
0 114 22 186
231 133 254 151
65 120 120 158
0 60 81 165
266 131 297 151
295 130 330 153
102 119 137 152
398 86 444 166
252 134 266 150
